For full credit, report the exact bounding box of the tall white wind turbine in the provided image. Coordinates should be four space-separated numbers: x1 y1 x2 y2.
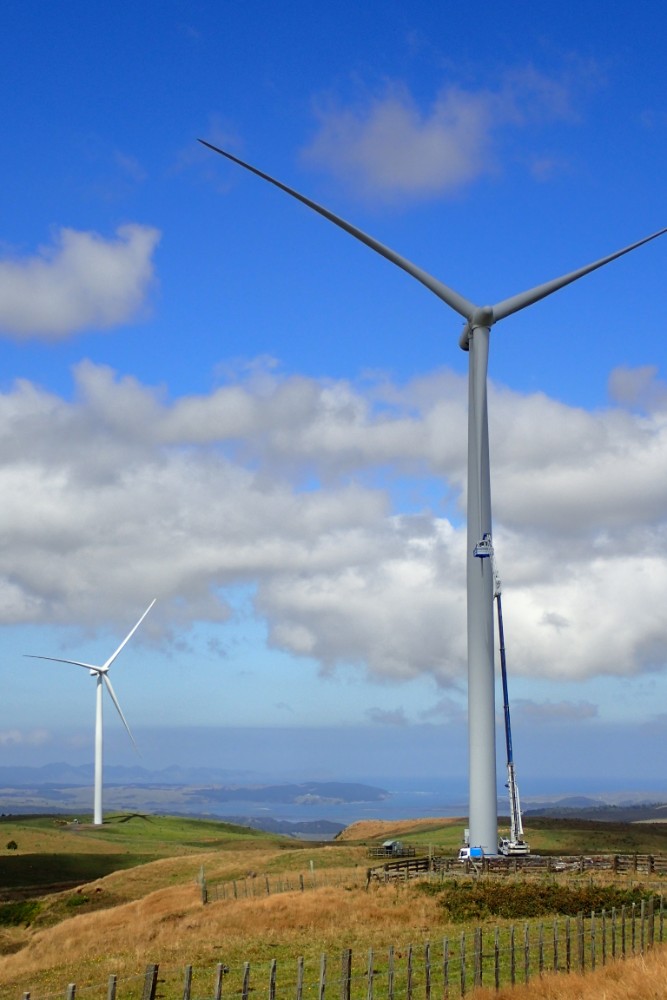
200 138 666 855
27 600 156 826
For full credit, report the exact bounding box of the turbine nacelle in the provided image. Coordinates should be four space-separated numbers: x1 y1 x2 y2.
459 307 496 350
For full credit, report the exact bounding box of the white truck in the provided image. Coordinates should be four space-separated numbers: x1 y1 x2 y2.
457 845 485 862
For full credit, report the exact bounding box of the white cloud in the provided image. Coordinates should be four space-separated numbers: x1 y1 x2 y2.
301 66 587 200
0 224 160 340
0 360 666 687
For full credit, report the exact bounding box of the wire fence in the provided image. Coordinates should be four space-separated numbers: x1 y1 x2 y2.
14 895 665 1000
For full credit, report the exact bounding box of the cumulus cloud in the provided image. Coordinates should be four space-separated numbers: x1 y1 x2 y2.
0 359 666 686
301 66 587 200
0 224 160 339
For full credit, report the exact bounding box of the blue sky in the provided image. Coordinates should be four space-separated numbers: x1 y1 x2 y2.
1 0 667 801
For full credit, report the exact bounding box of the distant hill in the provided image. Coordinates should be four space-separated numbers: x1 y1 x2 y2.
0 773 389 820
220 816 345 836
525 801 667 823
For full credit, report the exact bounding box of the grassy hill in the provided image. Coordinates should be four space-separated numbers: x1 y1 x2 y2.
0 812 291 898
338 814 667 855
0 812 666 999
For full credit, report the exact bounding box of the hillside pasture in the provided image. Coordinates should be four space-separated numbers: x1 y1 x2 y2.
0 813 667 998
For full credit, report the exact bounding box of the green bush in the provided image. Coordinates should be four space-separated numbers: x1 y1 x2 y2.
416 879 653 922
0 900 41 926
65 894 90 908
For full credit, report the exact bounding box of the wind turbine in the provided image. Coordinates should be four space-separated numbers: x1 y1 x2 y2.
200 137 667 855
26 600 156 826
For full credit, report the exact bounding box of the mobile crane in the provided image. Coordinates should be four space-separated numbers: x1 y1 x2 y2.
492 546 530 856
471 534 530 856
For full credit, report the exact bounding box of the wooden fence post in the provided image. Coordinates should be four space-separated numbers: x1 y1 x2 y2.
269 959 277 1000
640 899 646 953
300 874 305 892
142 964 159 1000
66 986 76 1000
590 911 596 971
631 901 637 954
442 938 449 998
523 923 530 984
660 895 664 943
265 876 271 896
107 975 117 1000
318 954 327 1000
242 962 251 1000
509 925 515 985
296 956 305 1000
648 897 655 949
424 941 431 1000
183 965 193 1000
387 946 394 1000
601 909 606 965
494 928 500 990
406 944 413 1000
21 993 30 1000
213 962 225 1000
577 914 584 973
565 917 571 974
366 948 374 1000
341 949 352 1000
552 919 558 973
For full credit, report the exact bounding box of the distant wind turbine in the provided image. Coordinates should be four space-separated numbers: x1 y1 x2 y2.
200 137 667 855
26 600 156 825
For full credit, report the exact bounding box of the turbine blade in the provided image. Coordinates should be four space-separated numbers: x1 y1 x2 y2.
198 139 477 321
492 227 667 323
103 673 137 751
102 599 156 671
24 654 100 671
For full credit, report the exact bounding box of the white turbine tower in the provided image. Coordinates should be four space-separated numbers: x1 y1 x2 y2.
27 600 156 826
200 137 666 855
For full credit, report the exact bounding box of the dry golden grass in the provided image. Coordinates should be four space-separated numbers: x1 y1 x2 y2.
0 872 441 995
338 817 462 841
474 944 667 999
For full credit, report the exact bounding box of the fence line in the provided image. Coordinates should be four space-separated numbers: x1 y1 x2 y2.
14 896 665 1000
201 853 667 904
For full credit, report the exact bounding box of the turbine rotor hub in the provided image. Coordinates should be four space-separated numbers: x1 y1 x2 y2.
471 305 495 329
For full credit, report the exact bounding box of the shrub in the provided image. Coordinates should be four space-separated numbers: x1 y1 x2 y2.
5 840 17 851
0 900 41 926
416 879 653 922
66 894 90 908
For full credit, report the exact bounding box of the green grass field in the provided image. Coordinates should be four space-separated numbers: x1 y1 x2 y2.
0 813 286 899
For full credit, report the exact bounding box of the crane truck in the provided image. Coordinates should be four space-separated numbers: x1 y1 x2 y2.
492 546 530 857
466 534 530 858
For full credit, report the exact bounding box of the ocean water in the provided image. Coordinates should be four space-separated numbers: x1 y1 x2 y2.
203 778 469 827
